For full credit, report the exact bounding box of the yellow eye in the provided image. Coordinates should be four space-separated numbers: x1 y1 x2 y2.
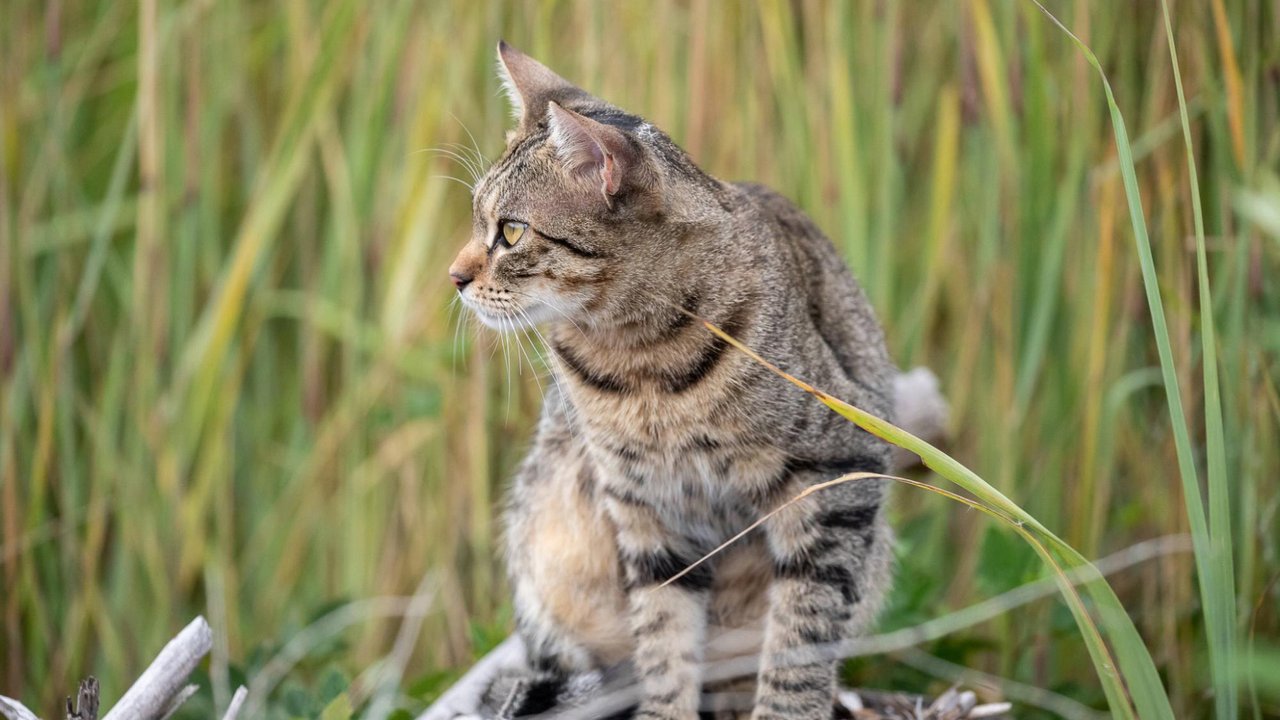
501 221 527 246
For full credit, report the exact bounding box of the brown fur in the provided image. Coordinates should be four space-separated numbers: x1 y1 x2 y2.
451 42 897 719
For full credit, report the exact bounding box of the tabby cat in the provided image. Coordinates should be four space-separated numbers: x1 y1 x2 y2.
449 42 896 720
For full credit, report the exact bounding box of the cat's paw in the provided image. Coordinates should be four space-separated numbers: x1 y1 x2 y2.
478 661 635 718
481 671 572 719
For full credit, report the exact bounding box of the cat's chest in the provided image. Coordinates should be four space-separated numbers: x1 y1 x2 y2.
555 344 789 506
574 388 727 445
576 404 789 513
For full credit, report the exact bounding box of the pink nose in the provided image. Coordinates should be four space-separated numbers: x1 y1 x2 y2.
450 271 472 290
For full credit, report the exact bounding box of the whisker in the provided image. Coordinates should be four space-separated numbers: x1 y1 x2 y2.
432 174 476 193
509 311 525 377
443 145 486 184
500 315 514 421
449 294 465 373
449 112 491 176
444 142 488 182
516 304 572 403
486 319 502 362
411 147 479 187
411 122 490 182
509 290 586 338
512 308 547 401
424 147 483 183
517 308 550 367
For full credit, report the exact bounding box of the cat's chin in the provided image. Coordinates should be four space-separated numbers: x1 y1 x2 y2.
468 302 557 332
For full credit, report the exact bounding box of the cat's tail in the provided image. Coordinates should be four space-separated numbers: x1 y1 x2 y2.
890 367 950 471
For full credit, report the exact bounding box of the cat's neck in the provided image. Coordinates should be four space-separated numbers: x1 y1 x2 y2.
542 272 756 403
548 281 703 351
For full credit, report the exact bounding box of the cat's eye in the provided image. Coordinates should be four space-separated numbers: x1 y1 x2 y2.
501 220 527 246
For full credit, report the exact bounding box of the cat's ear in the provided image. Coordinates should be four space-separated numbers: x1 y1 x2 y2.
546 101 636 203
496 40 575 126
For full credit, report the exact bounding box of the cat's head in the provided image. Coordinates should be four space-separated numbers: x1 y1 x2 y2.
449 42 719 333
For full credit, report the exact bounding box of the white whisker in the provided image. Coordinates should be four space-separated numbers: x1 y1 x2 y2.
426 147 483 183
500 315 514 421
519 306 571 403
449 112 491 177
512 307 547 401
448 295 460 368
445 142 488 182
510 290 586 338
433 174 476 193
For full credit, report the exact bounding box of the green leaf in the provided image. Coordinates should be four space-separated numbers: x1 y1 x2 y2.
407 669 464 703
319 692 353 720
1158 2 1238 718
976 523 1038 596
281 682 317 718
316 665 351 706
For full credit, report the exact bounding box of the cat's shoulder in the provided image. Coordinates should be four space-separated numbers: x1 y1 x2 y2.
728 182 821 233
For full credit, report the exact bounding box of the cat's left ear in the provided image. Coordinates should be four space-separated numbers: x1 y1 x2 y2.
497 40 577 127
547 102 641 205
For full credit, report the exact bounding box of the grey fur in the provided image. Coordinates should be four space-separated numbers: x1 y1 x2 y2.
450 42 896 720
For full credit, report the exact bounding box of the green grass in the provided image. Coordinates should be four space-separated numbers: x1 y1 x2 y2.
2 1 1278 718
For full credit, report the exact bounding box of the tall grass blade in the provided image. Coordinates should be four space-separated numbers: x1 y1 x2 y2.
172 0 360 443
1032 2 1236 717
1159 1 1238 716
702 320 1171 720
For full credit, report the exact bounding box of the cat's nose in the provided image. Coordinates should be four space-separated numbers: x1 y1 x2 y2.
449 270 473 290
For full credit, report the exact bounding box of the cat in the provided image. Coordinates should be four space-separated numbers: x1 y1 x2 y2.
448 42 897 720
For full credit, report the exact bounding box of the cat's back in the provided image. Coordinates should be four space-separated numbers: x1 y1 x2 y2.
730 181 856 281
729 181 896 420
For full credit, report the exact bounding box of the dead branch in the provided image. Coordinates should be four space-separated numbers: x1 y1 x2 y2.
101 617 211 720
0 696 40 720
418 636 527 720
2 617 213 720
65 678 98 720
220 687 247 720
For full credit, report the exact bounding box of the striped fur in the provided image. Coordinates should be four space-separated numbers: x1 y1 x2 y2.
451 42 896 719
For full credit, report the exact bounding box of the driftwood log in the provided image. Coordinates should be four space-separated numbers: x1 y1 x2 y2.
421 368 962 720
0 617 246 720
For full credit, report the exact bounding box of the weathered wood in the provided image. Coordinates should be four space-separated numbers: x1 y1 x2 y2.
65 677 98 720
418 636 527 720
416 641 1016 720
221 686 247 720
2 619 212 720
0 696 41 720
101 617 212 720
851 687 1013 719
155 685 198 720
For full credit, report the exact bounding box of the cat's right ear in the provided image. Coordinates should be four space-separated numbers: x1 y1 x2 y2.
496 40 575 127
547 101 640 207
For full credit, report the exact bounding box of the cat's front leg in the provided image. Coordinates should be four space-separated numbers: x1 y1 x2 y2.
752 472 890 720
606 489 711 720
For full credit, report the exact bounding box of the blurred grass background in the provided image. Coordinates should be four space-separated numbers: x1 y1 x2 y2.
2 0 1279 717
